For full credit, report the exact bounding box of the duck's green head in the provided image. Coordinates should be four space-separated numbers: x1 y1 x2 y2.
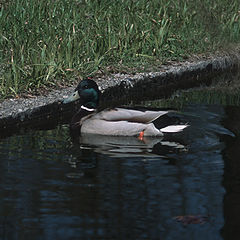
63 79 101 108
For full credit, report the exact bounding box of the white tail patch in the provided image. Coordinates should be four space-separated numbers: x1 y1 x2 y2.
160 124 189 133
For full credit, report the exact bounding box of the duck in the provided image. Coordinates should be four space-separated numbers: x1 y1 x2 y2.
63 78 188 137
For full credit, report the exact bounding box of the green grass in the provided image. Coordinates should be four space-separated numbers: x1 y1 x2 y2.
0 0 240 98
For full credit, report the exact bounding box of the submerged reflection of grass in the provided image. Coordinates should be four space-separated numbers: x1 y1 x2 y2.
143 86 240 109
142 72 240 108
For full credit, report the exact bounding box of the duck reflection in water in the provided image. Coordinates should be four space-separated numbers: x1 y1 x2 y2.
75 133 188 158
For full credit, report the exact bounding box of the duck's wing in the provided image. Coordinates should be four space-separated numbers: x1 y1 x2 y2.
93 108 168 123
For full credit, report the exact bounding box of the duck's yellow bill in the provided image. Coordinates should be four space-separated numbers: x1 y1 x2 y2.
63 91 80 104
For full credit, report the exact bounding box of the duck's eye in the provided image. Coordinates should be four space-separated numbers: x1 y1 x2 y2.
82 85 88 89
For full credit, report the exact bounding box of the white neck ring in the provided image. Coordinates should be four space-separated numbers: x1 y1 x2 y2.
81 105 96 112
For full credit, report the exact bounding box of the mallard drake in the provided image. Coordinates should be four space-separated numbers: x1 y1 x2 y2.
63 79 188 137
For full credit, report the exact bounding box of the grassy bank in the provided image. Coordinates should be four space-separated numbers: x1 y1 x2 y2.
0 0 240 98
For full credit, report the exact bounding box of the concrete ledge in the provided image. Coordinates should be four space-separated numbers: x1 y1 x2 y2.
0 54 239 135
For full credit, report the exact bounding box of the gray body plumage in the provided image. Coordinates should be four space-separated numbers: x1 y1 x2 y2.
81 108 168 136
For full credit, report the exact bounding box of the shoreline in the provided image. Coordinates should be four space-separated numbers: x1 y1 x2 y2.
0 52 239 134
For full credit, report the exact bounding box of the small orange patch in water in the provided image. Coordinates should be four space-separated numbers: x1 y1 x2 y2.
173 215 208 225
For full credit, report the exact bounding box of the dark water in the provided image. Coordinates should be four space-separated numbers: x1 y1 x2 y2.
0 104 239 240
